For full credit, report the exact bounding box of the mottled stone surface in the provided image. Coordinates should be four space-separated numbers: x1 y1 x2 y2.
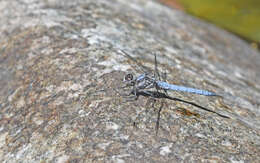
0 0 260 162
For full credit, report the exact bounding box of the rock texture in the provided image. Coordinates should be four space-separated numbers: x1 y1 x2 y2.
0 0 260 162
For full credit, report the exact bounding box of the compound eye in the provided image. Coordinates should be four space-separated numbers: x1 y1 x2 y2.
124 73 133 81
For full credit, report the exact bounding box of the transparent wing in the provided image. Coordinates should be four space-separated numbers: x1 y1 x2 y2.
118 49 152 74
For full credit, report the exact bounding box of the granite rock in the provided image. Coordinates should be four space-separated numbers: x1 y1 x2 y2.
0 0 260 162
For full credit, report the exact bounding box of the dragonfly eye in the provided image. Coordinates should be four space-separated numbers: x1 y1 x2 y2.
124 73 133 81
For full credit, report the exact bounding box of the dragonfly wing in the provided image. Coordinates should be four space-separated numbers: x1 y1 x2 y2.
156 81 217 96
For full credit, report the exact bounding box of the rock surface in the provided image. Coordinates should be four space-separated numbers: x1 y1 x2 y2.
0 0 260 162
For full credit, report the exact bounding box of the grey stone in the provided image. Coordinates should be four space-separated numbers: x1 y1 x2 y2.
0 0 259 162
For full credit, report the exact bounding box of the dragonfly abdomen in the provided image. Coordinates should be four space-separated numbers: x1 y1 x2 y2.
156 81 216 96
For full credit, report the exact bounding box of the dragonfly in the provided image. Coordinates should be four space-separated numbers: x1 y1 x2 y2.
116 50 229 134
120 50 217 99
123 72 217 98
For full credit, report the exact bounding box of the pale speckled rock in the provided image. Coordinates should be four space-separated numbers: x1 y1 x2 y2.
0 0 260 162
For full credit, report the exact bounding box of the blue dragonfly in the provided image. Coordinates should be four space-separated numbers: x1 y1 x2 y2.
117 50 229 134
123 72 217 98
120 50 217 99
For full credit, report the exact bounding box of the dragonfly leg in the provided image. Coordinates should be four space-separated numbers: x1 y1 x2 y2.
123 95 139 102
156 100 164 136
114 88 132 97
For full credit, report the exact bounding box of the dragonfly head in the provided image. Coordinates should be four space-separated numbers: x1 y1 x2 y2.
123 73 135 86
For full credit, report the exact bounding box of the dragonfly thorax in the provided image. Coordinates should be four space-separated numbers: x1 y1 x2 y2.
124 73 157 90
135 74 155 90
